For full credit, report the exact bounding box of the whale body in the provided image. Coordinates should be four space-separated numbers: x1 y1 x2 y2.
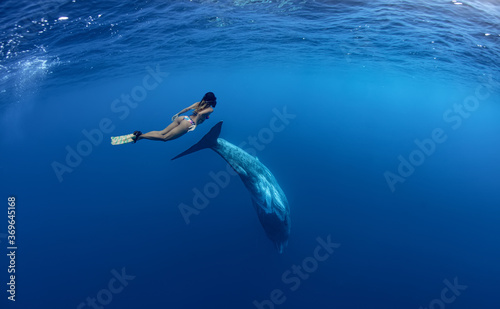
172 121 291 253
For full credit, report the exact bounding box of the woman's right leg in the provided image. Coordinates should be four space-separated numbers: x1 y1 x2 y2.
137 130 166 141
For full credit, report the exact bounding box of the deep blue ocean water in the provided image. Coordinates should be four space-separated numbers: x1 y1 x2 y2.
1 0 500 308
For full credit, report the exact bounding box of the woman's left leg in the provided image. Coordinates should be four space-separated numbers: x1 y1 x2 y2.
137 117 190 142
160 122 191 141
159 119 182 135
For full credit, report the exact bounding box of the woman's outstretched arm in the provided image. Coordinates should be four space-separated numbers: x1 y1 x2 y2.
176 102 199 115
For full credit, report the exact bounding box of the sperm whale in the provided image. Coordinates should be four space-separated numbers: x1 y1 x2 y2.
172 121 291 253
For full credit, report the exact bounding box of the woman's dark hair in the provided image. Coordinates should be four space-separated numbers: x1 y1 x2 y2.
201 92 217 107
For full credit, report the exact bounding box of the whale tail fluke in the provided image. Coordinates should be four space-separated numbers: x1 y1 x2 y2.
171 121 223 160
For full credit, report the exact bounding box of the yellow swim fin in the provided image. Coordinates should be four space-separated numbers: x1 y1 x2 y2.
110 133 135 145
